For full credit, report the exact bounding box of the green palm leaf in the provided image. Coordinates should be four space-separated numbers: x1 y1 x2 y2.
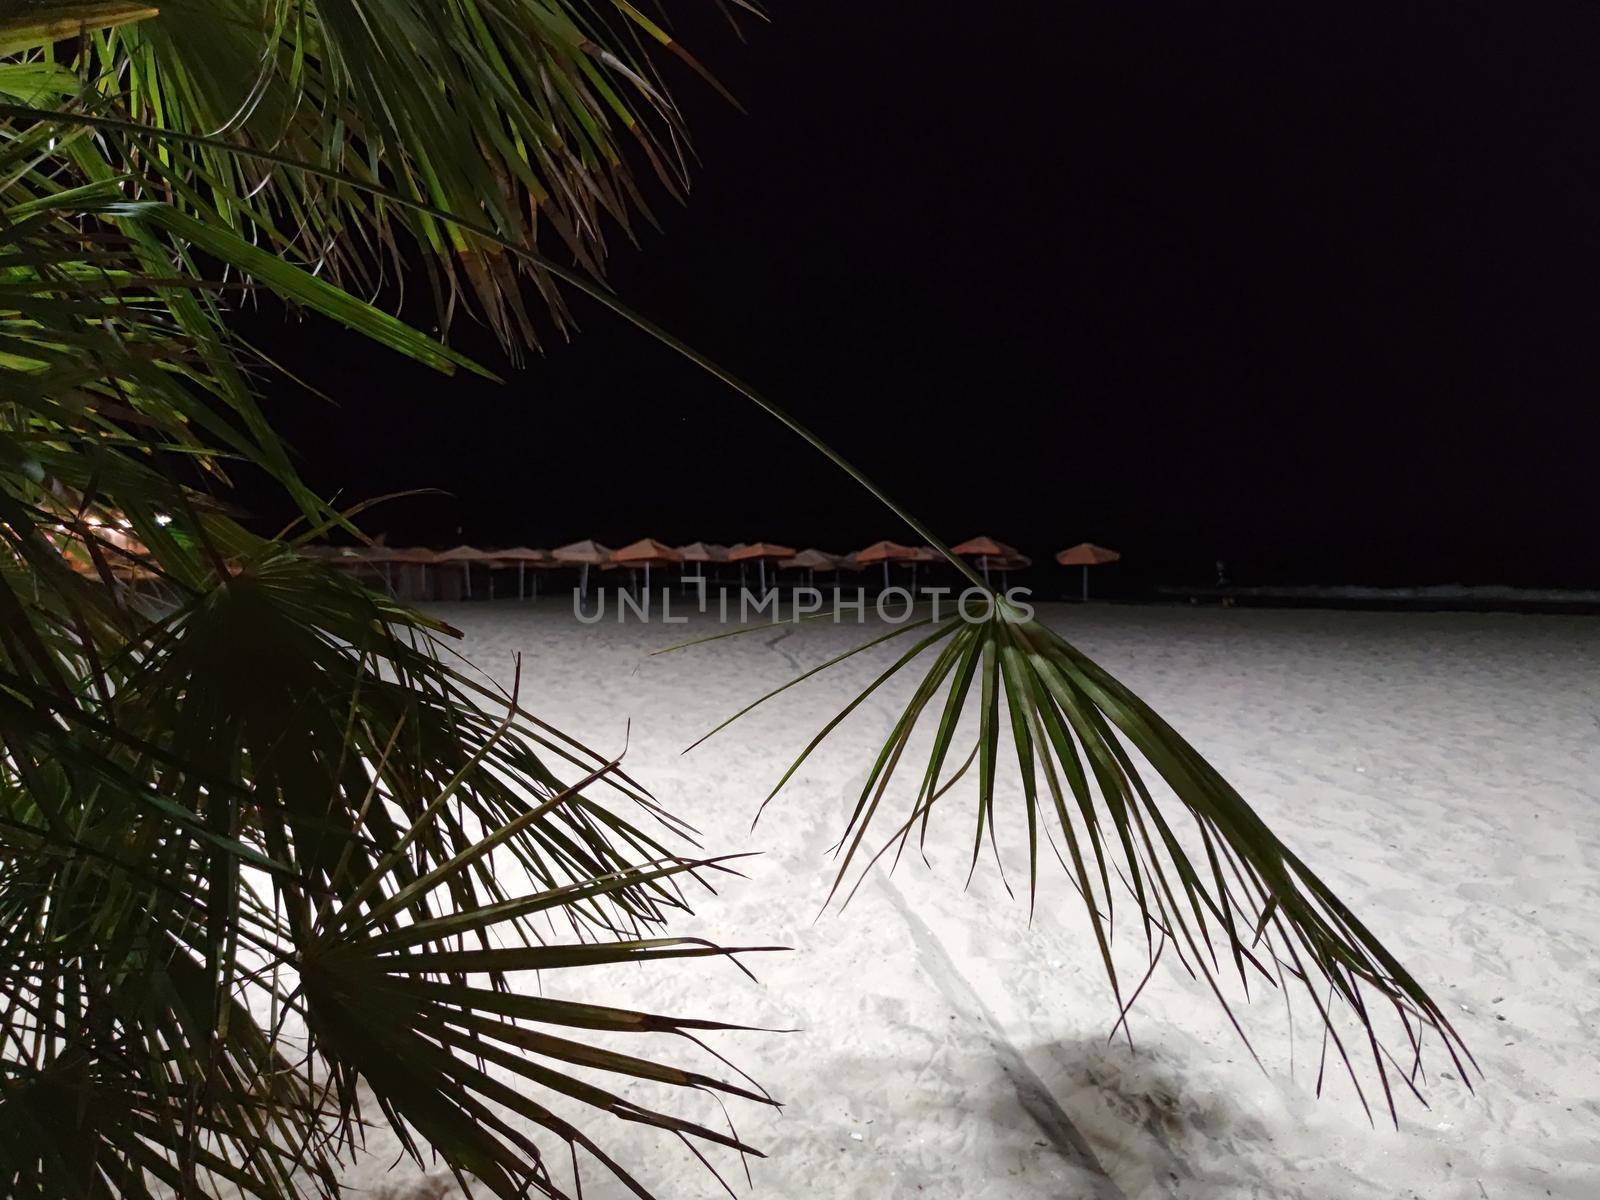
2 18 776 1181
694 600 1473 1122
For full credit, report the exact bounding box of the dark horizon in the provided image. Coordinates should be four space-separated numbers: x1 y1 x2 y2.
240 2 1597 591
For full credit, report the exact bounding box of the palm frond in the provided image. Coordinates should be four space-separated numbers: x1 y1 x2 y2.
0 532 777 1196
0 118 768 1192
694 600 1474 1124
4 0 750 350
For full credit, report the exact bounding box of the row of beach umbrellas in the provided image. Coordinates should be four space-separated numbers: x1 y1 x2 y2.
304 538 1122 599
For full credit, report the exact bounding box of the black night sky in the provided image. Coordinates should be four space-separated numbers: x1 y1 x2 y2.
240 2 1599 592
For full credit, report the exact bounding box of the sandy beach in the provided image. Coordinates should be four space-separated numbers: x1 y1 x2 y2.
349 601 1598 1200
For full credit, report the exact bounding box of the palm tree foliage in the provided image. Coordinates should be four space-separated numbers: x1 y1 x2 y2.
2 3 774 1196
3 0 728 346
0 0 1469 1196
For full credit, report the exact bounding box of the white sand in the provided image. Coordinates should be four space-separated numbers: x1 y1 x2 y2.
354 602 1599 1200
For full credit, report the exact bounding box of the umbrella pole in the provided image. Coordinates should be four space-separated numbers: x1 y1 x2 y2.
581 562 589 600
982 558 991 587
519 562 526 600
532 571 539 602
644 561 651 603
759 560 767 593
463 563 472 600
1082 566 1089 602
882 561 889 590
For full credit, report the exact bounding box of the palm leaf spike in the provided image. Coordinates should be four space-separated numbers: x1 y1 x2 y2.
300 835 786 1199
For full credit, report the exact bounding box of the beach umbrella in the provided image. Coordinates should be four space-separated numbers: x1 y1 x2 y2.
1055 542 1122 601
435 545 494 599
779 548 838 588
854 539 920 589
489 547 550 600
727 542 794 592
552 539 613 599
362 545 439 596
307 545 395 592
951 534 1025 586
677 541 728 586
613 538 683 597
984 551 1032 577
678 541 726 563
901 545 942 591
381 547 439 599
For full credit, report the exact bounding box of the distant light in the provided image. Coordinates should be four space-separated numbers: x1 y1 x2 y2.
155 514 172 526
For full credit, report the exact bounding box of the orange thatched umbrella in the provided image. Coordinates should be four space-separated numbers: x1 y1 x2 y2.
985 551 1032 577
489 547 550 600
909 545 946 588
951 534 1025 586
677 541 727 586
552 539 612 599
854 539 919 588
678 541 725 562
721 543 745 583
614 538 680 564
727 542 794 592
613 538 683 595
1055 542 1121 601
778 548 838 587
436 545 494 598
385 547 438 564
